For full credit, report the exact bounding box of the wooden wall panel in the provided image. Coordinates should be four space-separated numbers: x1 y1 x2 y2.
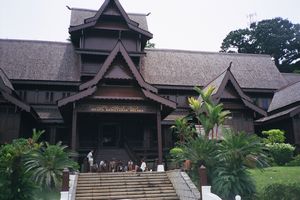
0 106 20 144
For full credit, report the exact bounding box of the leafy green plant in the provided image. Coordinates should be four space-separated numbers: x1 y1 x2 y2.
171 117 195 143
259 183 300 200
286 154 300 166
212 130 269 200
189 86 230 139
24 141 78 189
212 166 256 200
267 143 295 165
169 147 184 162
262 129 285 144
180 135 217 169
0 138 38 200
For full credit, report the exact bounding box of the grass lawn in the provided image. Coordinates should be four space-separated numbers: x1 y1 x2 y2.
249 166 300 194
33 188 60 200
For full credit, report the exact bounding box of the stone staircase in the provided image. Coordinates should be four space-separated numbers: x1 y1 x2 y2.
75 172 179 200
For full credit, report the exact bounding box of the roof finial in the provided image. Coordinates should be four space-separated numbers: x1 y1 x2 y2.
228 62 233 71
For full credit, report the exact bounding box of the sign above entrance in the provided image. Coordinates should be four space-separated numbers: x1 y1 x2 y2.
77 103 156 113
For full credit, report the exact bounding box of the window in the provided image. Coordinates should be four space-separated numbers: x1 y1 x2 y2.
45 92 54 103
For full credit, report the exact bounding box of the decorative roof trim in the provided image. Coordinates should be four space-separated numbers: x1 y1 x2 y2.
256 105 300 124
205 65 266 116
242 99 267 117
58 86 97 107
0 68 39 119
80 41 157 93
69 0 152 38
142 89 176 109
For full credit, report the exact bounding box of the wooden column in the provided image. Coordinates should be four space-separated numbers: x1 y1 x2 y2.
143 127 151 149
49 127 56 144
157 110 162 164
71 103 77 152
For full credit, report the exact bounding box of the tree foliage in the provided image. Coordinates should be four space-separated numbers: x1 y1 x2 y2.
0 130 78 199
262 129 285 144
189 86 230 139
24 142 78 189
221 17 300 72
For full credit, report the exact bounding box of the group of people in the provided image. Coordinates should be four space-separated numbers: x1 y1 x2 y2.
86 150 147 173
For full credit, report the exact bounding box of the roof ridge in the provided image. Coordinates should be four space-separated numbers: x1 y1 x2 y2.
71 7 147 16
145 48 271 57
275 80 300 93
0 38 72 45
281 72 300 76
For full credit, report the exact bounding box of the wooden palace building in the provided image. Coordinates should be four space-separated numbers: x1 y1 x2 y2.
1 0 300 165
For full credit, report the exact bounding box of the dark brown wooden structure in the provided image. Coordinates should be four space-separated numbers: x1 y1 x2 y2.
1 0 300 167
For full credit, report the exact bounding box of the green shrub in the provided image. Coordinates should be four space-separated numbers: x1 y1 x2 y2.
262 129 285 144
212 130 269 200
259 183 300 200
169 147 184 165
212 166 256 200
267 143 295 165
286 154 300 166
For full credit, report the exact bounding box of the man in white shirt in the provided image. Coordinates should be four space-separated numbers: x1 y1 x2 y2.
140 159 147 172
87 150 94 172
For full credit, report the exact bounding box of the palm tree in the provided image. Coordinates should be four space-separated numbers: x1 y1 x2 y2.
189 86 230 139
171 117 195 143
24 142 78 189
212 129 269 199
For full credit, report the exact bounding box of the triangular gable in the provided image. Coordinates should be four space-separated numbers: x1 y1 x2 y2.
69 0 152 38
0 68 38 118
202 66 267 116
104 62 133 80
58 83 176 110
80 41 157 93
58 44 176 110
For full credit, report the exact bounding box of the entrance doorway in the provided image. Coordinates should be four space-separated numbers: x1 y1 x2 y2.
99 124 120 148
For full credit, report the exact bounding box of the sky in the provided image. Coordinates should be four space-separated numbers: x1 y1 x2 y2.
0 0 300 52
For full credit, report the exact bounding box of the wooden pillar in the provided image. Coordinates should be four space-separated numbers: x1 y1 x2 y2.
199 165 208 199
49 127 56 144
61 168 69 192
157 110 162 164
143 127 151 149
71 103 77 152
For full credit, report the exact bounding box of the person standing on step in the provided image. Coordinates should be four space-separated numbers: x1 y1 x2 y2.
140 159 147 172
87 150 94 172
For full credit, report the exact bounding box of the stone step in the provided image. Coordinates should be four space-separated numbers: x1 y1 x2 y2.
76 189 177 197
75 192 179 200
78 172 166 176
77 176 168 182
76 186 175 194
75 171 179 200
77 181 172 188
77 180 172 189
77 183 173 192
78 174 168 179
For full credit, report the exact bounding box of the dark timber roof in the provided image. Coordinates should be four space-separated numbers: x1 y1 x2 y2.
0 39 80 82
268 81 300 112
256 105 300 123
59 42 176 111
69 0 152 38
70 8 149 31
0 68 38 118
0 39 290 92
141 49 288 89
80 41 157 93
201 66 267 116
282 73 300 85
